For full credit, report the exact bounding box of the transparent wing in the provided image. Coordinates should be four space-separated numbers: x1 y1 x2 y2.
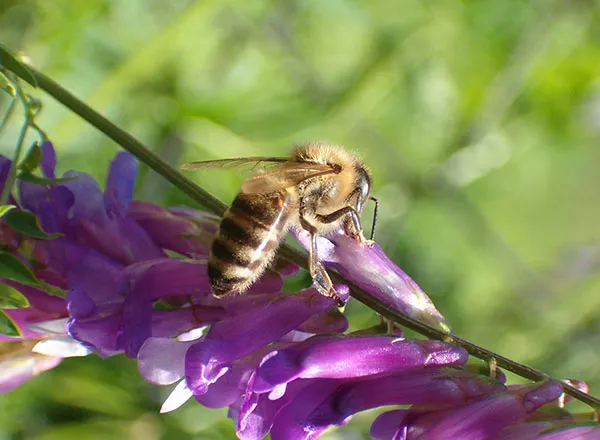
241 162 335 194
180 157 289 170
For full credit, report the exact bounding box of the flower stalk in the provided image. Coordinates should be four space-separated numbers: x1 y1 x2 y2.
3 56 600 411
0 76 29 205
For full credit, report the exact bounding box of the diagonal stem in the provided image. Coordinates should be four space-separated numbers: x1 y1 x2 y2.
0 96 17 134
8 62 600 410
0 78 29 205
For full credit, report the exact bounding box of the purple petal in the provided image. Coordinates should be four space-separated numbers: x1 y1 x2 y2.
121 258 211 357
269 380 347 440
61 172 106 220
521 381 564 412
370 410 408 440
306 369 506 428
196 345 288 409
292 230 449 332
403 382 563 440
295 308 348 334
105 152 137 212
63 243 124 304
231 393 284 440
66 288 96 319
40 141 56 178
253 337 468 394
539 426 600 439
233 379 321 440
493 421 562 440
114 217 167 264
245 272 285 294
167 206 220 234
138 336 199 385
67 314 123 357
151 308 219 339
19 184 74 234
0 155 11 187
185 289 337 397
58 172 165 265
128 201 213 257
70 305 205 358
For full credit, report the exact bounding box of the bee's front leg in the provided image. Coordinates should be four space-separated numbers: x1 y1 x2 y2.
313 206 370 245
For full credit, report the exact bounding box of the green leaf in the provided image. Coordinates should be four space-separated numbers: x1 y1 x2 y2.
38 282 67 298
3 210 62 240
0 252 41 286
0 310 20 337
0 204 15 218
17 171 78 185
0 45 37 88
19 142 42 172
0 285 30 308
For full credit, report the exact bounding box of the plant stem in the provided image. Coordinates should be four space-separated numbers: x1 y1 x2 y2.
9 62 600 409
0 80 29 205
0 96 16 134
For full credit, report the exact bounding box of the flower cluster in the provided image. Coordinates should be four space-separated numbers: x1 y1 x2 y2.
1 143 598 439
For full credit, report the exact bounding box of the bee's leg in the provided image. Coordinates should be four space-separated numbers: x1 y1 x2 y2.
368 196 379 241
308 230 338 300
314 206 368 244
299 208 342 305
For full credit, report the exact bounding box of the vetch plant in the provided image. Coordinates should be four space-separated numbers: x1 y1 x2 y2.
0 46 599 439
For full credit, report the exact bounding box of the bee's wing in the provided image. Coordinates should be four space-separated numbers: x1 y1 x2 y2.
241 162 336 194
180 157 289 170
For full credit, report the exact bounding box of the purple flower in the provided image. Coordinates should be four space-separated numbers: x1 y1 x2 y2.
239 367 504 440
185 288 345 396
251 336 468 395
292 230 450 332
1 141 597 440
20 148 165 266
369 381 571 440
128 201 219 258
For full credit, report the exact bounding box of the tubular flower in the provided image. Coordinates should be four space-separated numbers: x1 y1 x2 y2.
292 229 450 332
0 142 597 439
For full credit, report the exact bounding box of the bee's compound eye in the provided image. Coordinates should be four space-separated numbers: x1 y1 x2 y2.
356 168 371 211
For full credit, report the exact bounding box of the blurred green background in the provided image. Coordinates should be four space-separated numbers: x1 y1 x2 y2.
2 0 600 438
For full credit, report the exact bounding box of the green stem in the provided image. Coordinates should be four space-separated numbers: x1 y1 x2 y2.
8 63 600 410
0 82 29 205
27 70 227 216
0 96 16 134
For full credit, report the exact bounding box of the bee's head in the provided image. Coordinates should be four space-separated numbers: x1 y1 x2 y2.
355 166 372 213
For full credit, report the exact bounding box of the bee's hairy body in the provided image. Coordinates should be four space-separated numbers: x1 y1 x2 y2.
198 142 373 300
208 191 292 295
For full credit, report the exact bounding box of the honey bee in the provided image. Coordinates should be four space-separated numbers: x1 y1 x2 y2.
180 142 376 303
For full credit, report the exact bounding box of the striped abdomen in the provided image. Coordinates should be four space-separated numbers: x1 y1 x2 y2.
208 191 292 296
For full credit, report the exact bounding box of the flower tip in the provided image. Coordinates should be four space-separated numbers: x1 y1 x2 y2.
415 308 452 333
522 381 564 412
333 284 350 304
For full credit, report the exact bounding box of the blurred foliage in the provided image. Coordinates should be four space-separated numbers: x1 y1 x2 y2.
2 0 600 438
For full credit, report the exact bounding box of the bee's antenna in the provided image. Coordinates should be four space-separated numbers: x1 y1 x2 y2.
369 196 379 241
